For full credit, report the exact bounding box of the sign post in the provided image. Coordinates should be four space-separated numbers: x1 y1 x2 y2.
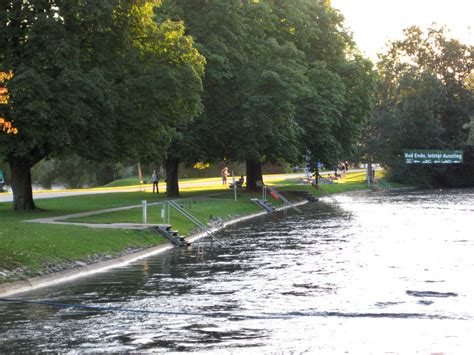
0 170 4 192
305 150 311 180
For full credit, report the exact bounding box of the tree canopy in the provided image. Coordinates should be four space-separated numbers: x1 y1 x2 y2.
160 0 374 192
365 26 474 186
2 0 379 207
0 0 204 210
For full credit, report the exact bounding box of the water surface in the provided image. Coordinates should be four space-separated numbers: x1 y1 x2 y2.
1 188 474 353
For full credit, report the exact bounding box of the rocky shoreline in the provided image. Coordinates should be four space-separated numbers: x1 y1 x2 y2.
0 246 146 284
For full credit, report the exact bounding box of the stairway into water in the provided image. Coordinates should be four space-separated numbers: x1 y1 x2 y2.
154 225 190 247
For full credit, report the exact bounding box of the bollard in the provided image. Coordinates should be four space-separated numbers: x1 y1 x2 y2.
142 200 147 224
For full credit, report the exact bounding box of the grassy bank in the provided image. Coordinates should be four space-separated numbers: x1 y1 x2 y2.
0 171 388 284
0 192 167 282
64 192 267 235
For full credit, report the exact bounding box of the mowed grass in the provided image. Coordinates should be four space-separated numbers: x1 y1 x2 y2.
103 176 222 188
0 192 172 280
65 193 265 235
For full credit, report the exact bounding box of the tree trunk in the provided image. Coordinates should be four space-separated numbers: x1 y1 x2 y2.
165 157 180 198
367 155 373 187
246 159 263 191
96 164 116 186
9 158 36 211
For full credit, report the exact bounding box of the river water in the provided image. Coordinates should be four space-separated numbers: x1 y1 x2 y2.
1 188 474 353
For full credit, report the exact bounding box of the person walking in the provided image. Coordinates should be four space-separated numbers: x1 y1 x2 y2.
221 166 229 185
152 170 159 194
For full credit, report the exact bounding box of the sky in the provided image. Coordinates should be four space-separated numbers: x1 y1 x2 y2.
331 0 473 61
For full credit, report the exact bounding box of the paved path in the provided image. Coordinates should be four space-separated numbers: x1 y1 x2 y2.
0 173 308 203
0 170 369 203
24 202 166 230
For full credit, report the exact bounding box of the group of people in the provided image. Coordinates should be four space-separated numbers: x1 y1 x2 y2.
149 166 244 194
333 161 350 179
221 166 245 188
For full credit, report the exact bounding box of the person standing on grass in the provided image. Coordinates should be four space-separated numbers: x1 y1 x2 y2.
152 170 159 194
221 166 229 185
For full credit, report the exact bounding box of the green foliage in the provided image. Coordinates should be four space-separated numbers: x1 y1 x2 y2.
32 156 128 189
0 0 204 210
162 0 373 174
370 26 474 187
1 0 376 206
296 61 346 165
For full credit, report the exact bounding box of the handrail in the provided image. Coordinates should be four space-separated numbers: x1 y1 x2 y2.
377 179 391 190
167 200 227 247
317 184 338 203
266 186 302 213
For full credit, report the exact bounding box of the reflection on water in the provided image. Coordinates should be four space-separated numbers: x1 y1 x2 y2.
1 188 474 353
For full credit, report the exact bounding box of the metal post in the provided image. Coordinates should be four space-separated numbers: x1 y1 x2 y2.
161 203 166 224
142 200 147 224
232 170 237 201
367 160 373 187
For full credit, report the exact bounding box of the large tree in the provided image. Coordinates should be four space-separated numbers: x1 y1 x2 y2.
0 0 204 210
270 0 375 169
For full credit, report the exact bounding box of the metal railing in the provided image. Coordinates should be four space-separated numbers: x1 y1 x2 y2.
376 179 392 190
317 184 339 203
265 186 302 213
167 200 227 247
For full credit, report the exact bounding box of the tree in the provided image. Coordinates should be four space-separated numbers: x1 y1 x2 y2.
0 0 204 210
269 0 375 169
372 26 474 186
157 0 374 194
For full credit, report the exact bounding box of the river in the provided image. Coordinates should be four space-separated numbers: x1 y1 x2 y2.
1 188 473 353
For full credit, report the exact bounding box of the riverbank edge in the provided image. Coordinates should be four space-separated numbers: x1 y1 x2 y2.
0 201 307 297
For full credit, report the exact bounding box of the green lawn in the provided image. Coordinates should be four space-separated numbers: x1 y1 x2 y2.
64 193 265 235
103 175 222 188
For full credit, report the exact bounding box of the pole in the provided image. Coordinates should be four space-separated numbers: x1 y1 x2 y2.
142 200 147 224
137 163 143 191
367 158 373 187
232 170 237 201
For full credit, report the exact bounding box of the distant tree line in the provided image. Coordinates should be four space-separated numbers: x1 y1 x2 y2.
359 26 474 187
